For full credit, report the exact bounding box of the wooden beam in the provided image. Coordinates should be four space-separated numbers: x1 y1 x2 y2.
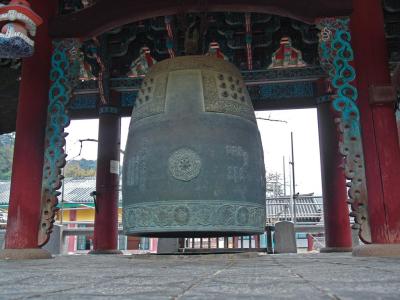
252 97 317 111
49 0 352 39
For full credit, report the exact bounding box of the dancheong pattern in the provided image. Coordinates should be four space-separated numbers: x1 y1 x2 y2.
38 39 81 247
317 17 371 243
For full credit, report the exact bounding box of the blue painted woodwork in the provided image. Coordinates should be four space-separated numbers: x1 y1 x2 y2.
259 82 314 99
0 36 34 58
70 93 98 109
71 67 324 110
39 39 81 246
121 91 138 107
317 17 371 243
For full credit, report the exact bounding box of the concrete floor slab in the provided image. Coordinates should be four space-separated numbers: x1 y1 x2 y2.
0 253 399 299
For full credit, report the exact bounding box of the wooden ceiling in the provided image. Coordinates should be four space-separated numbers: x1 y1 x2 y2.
383 0 400 68
49 0 353 38
3 1 400 135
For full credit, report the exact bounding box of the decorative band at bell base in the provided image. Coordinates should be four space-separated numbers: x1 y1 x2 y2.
123 201 266 237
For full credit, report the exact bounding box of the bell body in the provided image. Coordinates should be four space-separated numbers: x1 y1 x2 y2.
122 56 266 237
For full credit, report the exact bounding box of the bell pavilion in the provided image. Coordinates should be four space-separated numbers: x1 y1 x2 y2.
0 0 399 260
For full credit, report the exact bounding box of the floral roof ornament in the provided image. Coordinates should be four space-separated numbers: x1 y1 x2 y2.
78 49 95 81
206 42 228 60
0 0 43 58
268 37 307 69
127 46 157 78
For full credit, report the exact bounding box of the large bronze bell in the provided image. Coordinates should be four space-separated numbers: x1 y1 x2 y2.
122 56 266 237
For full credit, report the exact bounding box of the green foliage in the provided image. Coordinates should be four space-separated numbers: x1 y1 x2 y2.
0 134 97 180
0 133 15 180
64 159 96 177
77 159 96 170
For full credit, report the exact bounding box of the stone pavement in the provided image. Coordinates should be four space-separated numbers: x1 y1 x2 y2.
0 253 400 299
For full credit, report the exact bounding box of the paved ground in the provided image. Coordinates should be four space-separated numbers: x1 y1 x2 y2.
0 253 400 299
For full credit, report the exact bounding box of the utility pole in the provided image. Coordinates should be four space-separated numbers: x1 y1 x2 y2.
283 156 286 196
60 142 66 225
289 132 297 225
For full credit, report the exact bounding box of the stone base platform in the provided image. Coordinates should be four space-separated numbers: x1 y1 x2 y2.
1 253 400 299
88 249 123 255
0 248 52 260
353 244 400 257
320 246 353 253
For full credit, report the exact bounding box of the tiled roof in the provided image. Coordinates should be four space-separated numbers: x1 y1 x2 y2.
1 178 324 224
0 181 10 205
0 177 122 205
265 196 324 224
63 177 97 204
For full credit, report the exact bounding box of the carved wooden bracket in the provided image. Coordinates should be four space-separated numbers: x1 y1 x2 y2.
317 17 372 244
38 39 81 247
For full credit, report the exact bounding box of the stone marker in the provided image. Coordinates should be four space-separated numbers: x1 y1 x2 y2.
0 230 5 249
157 238 180 254
274 221 297 254
352 227 360 247
43 224 62 255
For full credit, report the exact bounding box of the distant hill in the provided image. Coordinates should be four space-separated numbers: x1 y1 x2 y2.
0 134 97 180
0 134 14 146
64 159 97 177
74 159 96 170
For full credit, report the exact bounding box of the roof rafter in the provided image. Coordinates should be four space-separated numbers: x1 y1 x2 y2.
49 0 352 38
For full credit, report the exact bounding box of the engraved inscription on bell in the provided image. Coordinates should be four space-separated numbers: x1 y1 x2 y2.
122 56 266 237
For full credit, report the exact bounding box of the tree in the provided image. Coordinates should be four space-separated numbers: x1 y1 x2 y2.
266 172 285 198
64 160 96 177
0 134 98 180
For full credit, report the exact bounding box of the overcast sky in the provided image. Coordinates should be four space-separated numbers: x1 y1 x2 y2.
65 108 322 195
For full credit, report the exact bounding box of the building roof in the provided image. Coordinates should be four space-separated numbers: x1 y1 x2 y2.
63 176 97 204
0 177 122 208
2 177 324 224
265 195 323 224
0 180 10 206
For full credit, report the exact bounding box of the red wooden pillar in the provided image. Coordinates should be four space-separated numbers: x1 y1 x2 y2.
90 92 122 254
392 70 400 145
255 235 260 249
351 0 400 256
317 101 353 252
67 210 77 253
397 111 400 145
0 0 55 260
306 234 314 252
233 236 239 248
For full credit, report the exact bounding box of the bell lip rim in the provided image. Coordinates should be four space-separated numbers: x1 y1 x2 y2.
122 228 266 238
